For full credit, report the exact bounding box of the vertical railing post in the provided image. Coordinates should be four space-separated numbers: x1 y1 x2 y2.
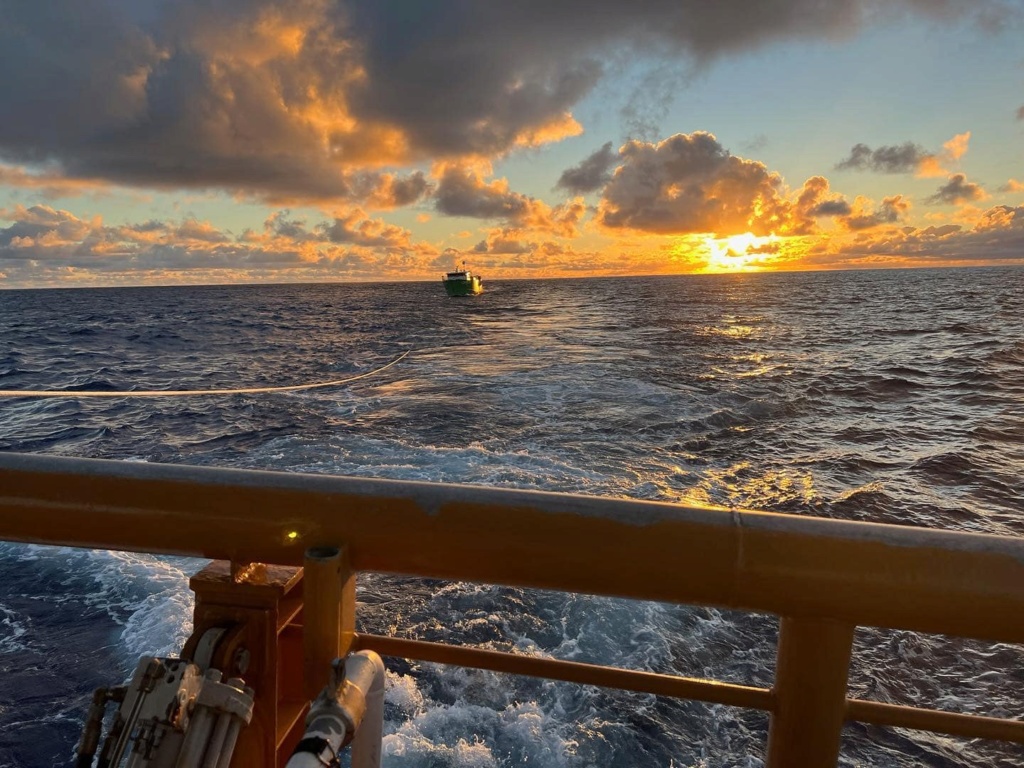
349 651 386 768
186 560 304 765
303 546 356 700
766 616 855 768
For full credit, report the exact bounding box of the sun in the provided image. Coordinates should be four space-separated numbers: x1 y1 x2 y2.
702 232 778 273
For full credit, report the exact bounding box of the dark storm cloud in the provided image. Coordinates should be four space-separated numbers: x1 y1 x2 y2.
835 142 934 173
556 142 616 194
926 174 986 205
0 0 1014 200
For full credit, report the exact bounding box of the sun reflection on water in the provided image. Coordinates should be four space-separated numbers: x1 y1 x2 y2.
686 462 821 510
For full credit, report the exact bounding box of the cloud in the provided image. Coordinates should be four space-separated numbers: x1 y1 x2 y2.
556 142 616 194
926 173 987 205
741 135 769 152
839 195 911 229
794 176 852 230
835 142 935 174
173 219 231 243
914 130 972 177
1017 105 1024 120
432 165 585 235
0 203 437 286
834 132 970 177
473 229 531 255
813 204 1024 267
943 131 971 160
813 200 854 216
263 211 317 242
0 164 114 199
261 207 412 248
1000 179 1024 193
0 205 97 251
320 209 412 248
434 165 540 220
596 132 794 236
0 1 1015 203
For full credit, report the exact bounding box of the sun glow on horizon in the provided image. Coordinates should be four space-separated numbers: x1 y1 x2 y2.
702 232 780 273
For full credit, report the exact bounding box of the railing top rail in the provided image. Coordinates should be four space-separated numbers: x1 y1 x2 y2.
2 452 1023 643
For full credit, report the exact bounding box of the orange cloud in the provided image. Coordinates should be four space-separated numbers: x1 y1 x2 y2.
511 113 584 149
431 164 586 236
596 132 796 237
321 208 412 249
838 194 911 230
915 156 947 178
472 228 532 255
0 202 445 287
794 176 851 232
943 131 971 161
926 174 987 205
835 133 971 179
0 164 113 198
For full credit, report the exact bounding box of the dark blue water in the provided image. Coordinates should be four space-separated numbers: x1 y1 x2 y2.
1 268 1022 767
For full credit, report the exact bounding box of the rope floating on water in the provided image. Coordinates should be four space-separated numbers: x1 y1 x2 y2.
0 351 409 398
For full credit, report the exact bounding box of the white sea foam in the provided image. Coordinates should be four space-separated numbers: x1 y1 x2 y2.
383 700 575 768
28 547 201 662
385 670 427 714
0 603 30 653
83 550 200 659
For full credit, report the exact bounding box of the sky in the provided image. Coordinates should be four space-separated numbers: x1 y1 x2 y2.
1 0 1023 288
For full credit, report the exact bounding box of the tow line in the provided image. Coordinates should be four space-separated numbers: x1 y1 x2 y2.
0 351 409 398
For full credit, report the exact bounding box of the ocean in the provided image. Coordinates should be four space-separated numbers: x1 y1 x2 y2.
0 267 1022 767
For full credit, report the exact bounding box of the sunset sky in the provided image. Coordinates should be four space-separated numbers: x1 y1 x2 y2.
1 0 1023 288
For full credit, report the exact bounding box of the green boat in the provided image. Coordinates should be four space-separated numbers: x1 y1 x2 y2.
442 262 483 296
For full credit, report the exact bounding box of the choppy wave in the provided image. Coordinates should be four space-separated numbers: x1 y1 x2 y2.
1 268 1022 767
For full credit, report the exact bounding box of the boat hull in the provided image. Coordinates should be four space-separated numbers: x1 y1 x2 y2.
443 277 483 296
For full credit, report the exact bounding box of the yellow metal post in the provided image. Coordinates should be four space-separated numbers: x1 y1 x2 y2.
186 561 304 767
302 546 356 700
767 617 855 768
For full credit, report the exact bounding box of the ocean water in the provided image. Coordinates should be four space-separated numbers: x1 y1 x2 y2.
0 268 1022 767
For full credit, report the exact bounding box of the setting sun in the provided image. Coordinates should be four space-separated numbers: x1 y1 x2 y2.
703 233 779 273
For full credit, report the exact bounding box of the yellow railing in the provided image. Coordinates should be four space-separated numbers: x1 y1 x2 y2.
1 452 1022 766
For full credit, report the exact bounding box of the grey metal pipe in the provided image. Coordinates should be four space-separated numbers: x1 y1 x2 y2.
201 713 230 768
214 717 245 768
349 652 386 768
286 651 386 768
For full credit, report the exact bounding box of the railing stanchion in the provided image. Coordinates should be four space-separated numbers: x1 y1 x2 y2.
303 546 356 700
767 617 855 768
